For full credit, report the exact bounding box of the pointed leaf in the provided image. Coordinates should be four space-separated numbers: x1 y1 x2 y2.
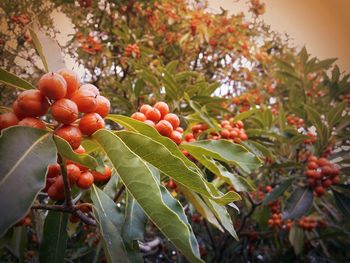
39 211 68 263
263 179 293 205
283 187 313 220
289 225 304 255
54 136 98 170
181 140 261 173
0 127 57 237
0 68 35 90
91 185 129 263
332 187 350 217
92 130 203 263
116 131 240 205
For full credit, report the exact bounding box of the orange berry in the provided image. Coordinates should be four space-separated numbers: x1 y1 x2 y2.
239 132 248 141
51 99 78 124
79 83 100 96
92 165 112 182
145 108 161 123
143 119 155 127
139 104 152 114
57 69 80 98
77 171 94 189
154 102 169 118
317 158 329 167
47 164 61 178
321 165 333 176
175 127 183 133
156 120 173 137
54 125 82 150
131 112 147 122
307 161 318 169
71 89 97 113
18 117 46 129
169 130 182 144
185 133 194 141
0 112 19 130
48 185 64 200
315 186 325 196
265 186 272 193
332 176 341 185
16 90 49 117
95 95 110 118
163 113 180 129
322 179 332 188
38 72 67 100
66 164 81 183
220 129 230 138
79 113 105 136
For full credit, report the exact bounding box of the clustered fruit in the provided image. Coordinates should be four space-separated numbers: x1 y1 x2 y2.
287 114 304 128
0 69 110 151
304 131 317 144
124 44 141 59
45 145 112 201
298 216 326 231
305 156 340 197
219 119 248 142
131 102 183 144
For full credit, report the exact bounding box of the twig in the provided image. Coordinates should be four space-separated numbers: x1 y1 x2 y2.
114 185 125 202
237 193 262 234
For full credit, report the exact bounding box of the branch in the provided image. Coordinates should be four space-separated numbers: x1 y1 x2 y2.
237 193 262 234
114 185 125 202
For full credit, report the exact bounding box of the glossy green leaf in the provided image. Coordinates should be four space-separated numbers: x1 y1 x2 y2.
103 173 119 199
92 130 203 263
263 179 293 205
233 108 259 122
39 211 68 263
0 68 35 90
91 185 129 263
188 100 217 128
283 187 313 220
54 136 98 170
106 115 198 171
0 127 57 237
181 140 261 173
29 22 66 72
241 140 273 158
328 101 347 127
116 131 240 205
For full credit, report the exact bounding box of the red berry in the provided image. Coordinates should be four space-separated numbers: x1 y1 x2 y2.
0 112 19 130
131 112 147 122
220 129 230 138
92 166 112 182
169 130 182 144
139 104 152 114
156 120 173 137
154 102 169 118
307 161 318 169
95 95 110 118
185 133 194 141
57 68 80 98
79 83 100 96
77 171 94 189
71 89 97 113
143 119 155 127
51 99 79 124
18 117 46 129
66 164 81 183
163 113 180 129
145 108 161 123
79 113 105 136
47 164 61 178
54 125 82 150
38 72 67 100
16 90 49 117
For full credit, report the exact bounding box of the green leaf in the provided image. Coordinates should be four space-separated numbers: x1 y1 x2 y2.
203 197 238 240
54 136 98 170
162 69 179 100
0 127 57 237
116 131 240 205
332 186 350 217
233 108 259 122
283 187 313 220
188 100 217 128
106 115 199 171
39 211 68 263
165 60 179 74
309 58 337 72
92 130 203 263
29 22 66 72
289 225 304 255
122 192 147 245
263 179 293 205
180 187 223 232
103 174 119 199
91 185 129 263
328 101 347 127
0 68 35 90
181 140 261 173
240 140 273 158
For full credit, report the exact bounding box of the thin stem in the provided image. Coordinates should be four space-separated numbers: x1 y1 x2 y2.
114 185 125 202
59 159 73 207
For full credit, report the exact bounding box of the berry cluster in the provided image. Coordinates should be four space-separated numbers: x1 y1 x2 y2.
304 131 317 144
76 33 102 54
124 44 141 59
0 69 110 151
219 119 248 142
45 146 112 200
131 102 183 144
298 217 326 231
306 156 340 197
268 213 283 229
287 115 304 128
183 123 209 143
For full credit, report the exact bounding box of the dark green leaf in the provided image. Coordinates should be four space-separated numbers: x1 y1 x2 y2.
283 187 313 220
39 211 68 263
0 127 57 237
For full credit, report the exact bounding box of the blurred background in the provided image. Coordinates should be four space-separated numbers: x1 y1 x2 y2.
208 0 350 72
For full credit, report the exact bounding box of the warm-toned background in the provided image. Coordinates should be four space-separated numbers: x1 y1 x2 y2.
207 0 350 72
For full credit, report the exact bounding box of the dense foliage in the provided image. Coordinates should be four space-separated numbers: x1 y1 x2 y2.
0 0 349 262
